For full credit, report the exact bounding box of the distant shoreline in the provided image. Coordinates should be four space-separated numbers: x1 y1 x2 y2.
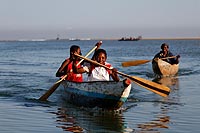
1 37 200 42
141 37 200 40
102 37 200 40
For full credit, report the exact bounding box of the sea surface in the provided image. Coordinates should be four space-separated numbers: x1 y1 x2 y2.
0 39 199 133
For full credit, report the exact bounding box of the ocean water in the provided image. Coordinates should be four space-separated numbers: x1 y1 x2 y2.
0 40 200 133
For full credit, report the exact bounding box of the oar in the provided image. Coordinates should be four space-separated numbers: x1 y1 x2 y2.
122 56 177 67
74 54 170 97
39 45 98 101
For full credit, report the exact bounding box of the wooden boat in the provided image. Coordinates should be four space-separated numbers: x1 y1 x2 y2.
60 80 132 110
152 58 179 77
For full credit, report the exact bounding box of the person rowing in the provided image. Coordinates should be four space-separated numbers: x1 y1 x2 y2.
153 43 180 65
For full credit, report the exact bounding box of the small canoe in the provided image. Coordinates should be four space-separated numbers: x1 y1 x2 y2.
152 59 179 77
60 80 132 110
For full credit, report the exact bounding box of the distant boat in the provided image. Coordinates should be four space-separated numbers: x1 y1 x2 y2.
69 38 81 41
68 38 91 41
118 36 142 41
56 34 60 40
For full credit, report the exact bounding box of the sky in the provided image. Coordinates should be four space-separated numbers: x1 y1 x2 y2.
0 0 200 40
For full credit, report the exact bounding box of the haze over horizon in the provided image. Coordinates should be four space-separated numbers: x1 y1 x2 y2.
0 0 200 40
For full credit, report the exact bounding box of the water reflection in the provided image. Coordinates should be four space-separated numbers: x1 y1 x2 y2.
137 105 170 132
52 102 133 132
135 76 181 132
153 76 179 89
54 107 84 132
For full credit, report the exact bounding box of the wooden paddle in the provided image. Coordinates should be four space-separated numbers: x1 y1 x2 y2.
74 54 171 97
122 56 177 67
39 45 99 101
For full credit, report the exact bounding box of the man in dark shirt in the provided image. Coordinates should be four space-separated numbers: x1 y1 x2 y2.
153 43 180 64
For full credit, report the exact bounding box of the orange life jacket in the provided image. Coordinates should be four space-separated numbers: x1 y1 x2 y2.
64 58 83 82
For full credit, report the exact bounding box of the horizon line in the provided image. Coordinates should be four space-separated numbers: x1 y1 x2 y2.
1 37 200 42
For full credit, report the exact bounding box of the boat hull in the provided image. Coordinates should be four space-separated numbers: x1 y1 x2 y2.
60 80 132 110
152 59 179 76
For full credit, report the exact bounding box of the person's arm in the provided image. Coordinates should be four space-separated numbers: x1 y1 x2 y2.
154 52 163 59
91 41 102 60
168 52 180 64
56 59 71 77
110 68 120 82
95 41 102 51
173 54 180 64
72 61 89 74
152 52 161 63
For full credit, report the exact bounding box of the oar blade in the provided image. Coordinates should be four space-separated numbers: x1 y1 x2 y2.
122 60 151 67
130 76 170 97
39 72 68 101
39 82 61 101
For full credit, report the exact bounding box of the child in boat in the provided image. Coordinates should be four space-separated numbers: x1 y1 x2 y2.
55 45 83 82
153 43 180 64
73 49 120 82
56 41 102 82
